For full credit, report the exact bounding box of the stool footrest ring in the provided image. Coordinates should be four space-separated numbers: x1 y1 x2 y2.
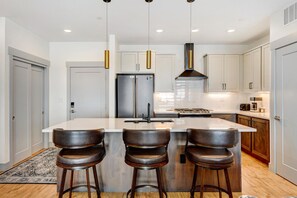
192 184 230 195
62 184 99 195
126 184 167 198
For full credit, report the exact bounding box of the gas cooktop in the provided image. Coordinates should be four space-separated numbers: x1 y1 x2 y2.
174 108 211 114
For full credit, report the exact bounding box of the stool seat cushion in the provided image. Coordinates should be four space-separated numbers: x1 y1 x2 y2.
125 147 168 166
186 146 233 165
57 145 105 166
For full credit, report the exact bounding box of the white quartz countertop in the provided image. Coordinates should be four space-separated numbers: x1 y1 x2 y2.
154 109 270 120
42 118 256 133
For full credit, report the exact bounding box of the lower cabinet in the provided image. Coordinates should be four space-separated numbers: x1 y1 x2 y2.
237 115 270 164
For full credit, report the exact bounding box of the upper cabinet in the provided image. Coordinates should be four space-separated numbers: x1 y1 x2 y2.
120 51 156 73
155 54 175 92
205 54 240 92
243 48 262 92
243 45 271 92
261 44 271 91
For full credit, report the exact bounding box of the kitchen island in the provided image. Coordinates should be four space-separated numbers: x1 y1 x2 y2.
42 118 256 192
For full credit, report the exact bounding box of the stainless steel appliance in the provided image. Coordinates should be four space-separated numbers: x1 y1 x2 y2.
116 74 154 118
250 97 262 112
174 108 211 117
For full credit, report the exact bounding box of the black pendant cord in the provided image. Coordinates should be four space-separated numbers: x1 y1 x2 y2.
106 2 109 50
148 2 150 50
190 2 192 43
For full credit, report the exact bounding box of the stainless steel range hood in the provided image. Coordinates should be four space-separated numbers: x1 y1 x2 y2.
175 43 208 80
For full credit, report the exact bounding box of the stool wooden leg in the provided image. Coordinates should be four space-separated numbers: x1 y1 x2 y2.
93 166 101 198
156 168 164 198
86 168 91 198
130 168 138 198
59 169 67 198
190 165 198 198
69 170 74 198
224 168 233 198
217 170 222 198
200 167 206 198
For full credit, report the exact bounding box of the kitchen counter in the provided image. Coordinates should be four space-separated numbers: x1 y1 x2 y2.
154 109 270 120
43 118 255 193
42 117 256 133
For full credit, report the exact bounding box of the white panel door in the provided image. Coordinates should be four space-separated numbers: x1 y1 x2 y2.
70 67 106 119
155 54 175 92
121 52 138 72
224 55 240 91
31 66 44 153
207 55 224 92
275 42 297 185
13 60 31 163
243 52 253 91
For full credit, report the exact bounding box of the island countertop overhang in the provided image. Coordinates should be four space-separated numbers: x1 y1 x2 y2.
42 118 256 133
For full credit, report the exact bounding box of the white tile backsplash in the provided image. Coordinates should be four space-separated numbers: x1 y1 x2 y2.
154 80 270 112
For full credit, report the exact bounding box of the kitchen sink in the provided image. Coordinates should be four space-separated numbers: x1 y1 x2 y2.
124 118 174 123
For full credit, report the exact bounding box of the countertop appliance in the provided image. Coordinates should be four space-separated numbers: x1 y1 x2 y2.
116 74 154 118
240 104 251 111
250 97 263 112
174 108 211 117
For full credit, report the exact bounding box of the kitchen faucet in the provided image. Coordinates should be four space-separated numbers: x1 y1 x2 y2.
142 103 151 123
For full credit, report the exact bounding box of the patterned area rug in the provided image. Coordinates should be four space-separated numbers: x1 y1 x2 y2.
0 148 57 184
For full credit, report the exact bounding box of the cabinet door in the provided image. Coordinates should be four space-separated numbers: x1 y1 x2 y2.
207 55 224 92
251 118 270 163
224 55 240 91
251 48 261 91
243 52 253 91
237 115 252 152
121 52 138 73
155 54 175 92
261 44 271 91
138 52 156 73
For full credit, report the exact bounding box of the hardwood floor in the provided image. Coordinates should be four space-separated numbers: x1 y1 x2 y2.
0 152 296 198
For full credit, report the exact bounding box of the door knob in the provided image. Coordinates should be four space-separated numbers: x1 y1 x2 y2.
274 116 281 121
71 109 76 113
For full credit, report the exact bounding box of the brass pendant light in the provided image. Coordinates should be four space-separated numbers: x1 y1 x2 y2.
145 0 153 69
103 0 111 69
187 0 195 69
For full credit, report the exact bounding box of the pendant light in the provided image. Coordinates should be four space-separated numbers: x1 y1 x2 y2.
187 0 194 69
145 0 153 69
103 0 111 69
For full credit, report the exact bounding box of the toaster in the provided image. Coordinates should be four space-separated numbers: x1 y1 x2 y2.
240 104 250 111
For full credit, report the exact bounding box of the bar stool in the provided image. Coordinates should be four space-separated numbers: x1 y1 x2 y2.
185 128 239 198
122 129 170 198
53 128 106 198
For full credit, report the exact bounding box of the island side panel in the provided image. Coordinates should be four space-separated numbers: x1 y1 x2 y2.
57 132 242 192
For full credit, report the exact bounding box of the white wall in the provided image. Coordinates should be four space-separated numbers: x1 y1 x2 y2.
0 18 49 165
270 0 297 42
49 42 106 125
0 17 7 164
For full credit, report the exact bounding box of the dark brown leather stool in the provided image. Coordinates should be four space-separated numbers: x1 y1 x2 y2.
53 128 106 198
123 129 170 198
185 128 239 198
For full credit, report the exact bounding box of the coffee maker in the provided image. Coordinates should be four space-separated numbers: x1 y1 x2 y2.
250 97 262 112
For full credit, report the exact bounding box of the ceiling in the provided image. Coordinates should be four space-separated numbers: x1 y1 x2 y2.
0 0 293 44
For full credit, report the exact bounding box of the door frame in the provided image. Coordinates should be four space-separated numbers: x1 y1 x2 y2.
270 32 297 173
66 61 109 120
8 47 49 167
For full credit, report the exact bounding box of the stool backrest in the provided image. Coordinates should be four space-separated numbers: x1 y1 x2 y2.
187 128 239 149
53 128 104 149
123 129 170 148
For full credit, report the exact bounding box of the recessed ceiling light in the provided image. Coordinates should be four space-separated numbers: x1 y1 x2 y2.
227 29 235 33
192 29 199 33
64 29 72 33
156 29 164 33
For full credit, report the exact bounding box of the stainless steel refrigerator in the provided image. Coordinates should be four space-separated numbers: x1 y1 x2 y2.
116 74 154 118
